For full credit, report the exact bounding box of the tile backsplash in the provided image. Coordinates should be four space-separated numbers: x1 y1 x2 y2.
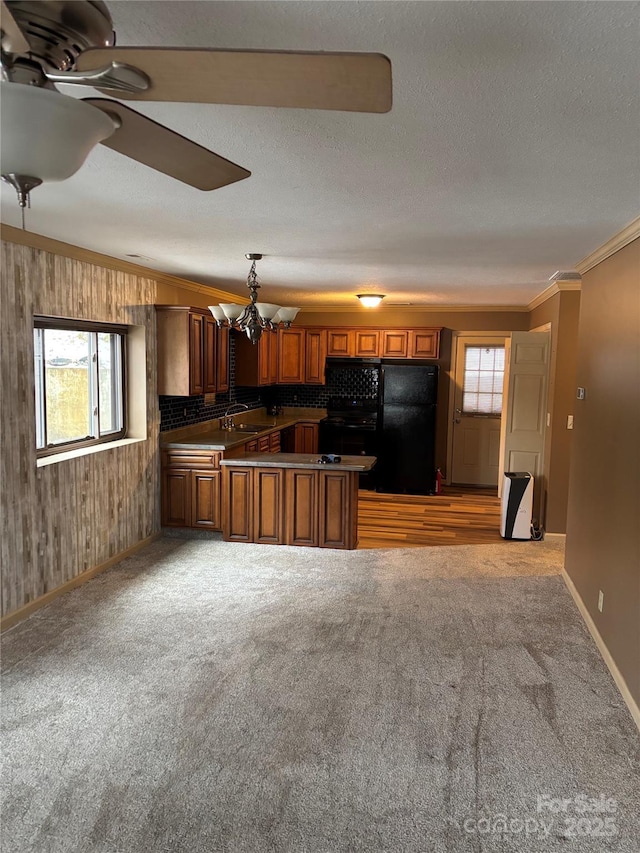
159 333 262 431
160 339 381 431
263 366 379 409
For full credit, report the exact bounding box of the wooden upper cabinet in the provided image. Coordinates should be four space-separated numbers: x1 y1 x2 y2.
203 315 217 394
305 329 327 384
354 329 380 357
189 313 205 394
277 329 305 384
156 306 227 396
327 329 354 357
324 327 441 361
216 325 230 392
409 329 440 359
258 333 271 385
268 331 278 384
235 330 277 386
382 330 409 358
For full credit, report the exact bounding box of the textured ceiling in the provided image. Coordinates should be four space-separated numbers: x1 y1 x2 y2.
1 1 639 307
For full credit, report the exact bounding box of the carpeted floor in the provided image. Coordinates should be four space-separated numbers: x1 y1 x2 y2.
2 535 639 852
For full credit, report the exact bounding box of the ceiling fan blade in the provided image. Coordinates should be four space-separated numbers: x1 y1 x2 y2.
76 48 392 113
83 99 251 191
1 0 30 54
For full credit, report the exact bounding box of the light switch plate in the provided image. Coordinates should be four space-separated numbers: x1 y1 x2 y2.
567 415 574 429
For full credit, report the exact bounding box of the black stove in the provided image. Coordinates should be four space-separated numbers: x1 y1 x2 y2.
320 398 379 488
323 397 378 430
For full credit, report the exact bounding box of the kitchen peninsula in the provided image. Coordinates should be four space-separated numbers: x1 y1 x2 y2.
221 454 376 550
161 409 325 531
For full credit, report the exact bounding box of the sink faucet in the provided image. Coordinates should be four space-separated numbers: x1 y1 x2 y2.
221 402 249 430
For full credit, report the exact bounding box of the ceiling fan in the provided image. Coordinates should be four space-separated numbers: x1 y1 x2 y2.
0 0 392 210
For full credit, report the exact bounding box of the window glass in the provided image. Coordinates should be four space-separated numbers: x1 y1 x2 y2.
98 332 124 435
34 318 126 456
462 346 505 415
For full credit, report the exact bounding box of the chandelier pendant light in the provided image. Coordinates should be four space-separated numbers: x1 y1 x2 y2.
209 254 299 344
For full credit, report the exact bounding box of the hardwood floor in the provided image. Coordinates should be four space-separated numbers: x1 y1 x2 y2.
357 486 502 548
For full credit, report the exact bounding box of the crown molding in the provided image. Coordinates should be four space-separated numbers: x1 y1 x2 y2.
299 303 528 314
0 224 246 304
575 216 640 274
526 280 582 312
1 223 592 315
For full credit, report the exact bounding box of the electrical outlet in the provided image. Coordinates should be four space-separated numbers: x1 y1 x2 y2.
577 387 586 400
598 590 604 612
567 414 574 430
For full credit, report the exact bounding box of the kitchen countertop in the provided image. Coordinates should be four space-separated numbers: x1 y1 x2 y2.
161 408 326 451
221 453 377 472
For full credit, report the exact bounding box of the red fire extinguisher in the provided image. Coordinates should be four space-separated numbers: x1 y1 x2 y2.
435 468 443 495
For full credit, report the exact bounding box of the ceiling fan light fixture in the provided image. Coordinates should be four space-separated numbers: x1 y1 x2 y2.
209 255 300 343
357 293 385 308
0 82 115 200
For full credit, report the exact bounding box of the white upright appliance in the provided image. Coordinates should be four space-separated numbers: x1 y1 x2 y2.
501 472 533 539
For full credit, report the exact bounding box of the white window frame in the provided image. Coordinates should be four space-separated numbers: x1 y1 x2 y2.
461 343 505 417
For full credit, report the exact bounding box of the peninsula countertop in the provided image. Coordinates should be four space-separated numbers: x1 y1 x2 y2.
161 408 325 451
221 453 377 472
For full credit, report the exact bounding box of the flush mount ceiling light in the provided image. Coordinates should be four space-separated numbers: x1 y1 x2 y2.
209 254 300 345
357 294 385 308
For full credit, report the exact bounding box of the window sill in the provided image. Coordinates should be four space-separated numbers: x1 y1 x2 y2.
36 437 147 468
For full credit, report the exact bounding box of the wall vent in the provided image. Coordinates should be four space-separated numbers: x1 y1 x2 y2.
548 270 582 282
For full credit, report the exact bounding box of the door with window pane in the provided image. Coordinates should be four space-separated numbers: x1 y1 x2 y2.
451 336 506 486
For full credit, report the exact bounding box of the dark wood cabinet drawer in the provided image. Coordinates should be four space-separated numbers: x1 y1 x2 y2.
269 431 281 451
162 449 221 469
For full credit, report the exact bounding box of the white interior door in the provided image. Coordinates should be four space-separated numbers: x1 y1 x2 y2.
498 331 550 503
451 336 506 486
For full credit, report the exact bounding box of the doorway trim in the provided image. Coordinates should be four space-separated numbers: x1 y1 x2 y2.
446 330 508 485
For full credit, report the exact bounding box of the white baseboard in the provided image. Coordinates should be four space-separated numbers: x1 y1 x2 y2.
562 569 640 732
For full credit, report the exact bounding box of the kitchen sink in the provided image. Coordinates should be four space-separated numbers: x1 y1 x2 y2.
233 423 276 433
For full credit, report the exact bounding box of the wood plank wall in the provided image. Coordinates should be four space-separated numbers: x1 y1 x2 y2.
1 241 160 618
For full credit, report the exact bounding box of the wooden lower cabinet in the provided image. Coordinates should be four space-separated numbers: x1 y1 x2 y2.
191 470 220 529
269 431 281 452
223 463 360 549
223 467 253 541
162 469 191 527
285 469 319 546
253 468 285 544
294 422 319 454
161 449 222 530
319 470 359 549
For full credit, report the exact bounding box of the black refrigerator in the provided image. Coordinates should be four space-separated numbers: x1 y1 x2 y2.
377 362 438 494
